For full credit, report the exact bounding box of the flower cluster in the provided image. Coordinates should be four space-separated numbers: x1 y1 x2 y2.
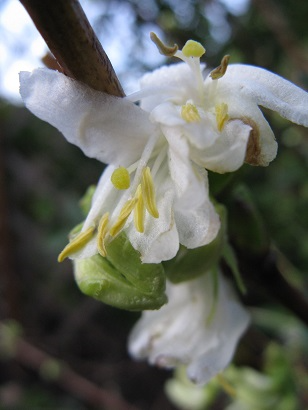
19 34 308 385
20 37 308 264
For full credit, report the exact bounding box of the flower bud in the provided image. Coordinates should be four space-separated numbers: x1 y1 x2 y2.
74 232 167 310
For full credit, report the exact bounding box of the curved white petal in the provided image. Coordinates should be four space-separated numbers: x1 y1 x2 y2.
128 273 250 385
163 126 208 208
140 63 191 112
150 102 185 126
219 64 308 126
65 166 119 260
187 300 249 385
192 119 252 173
152 103 219 150
128 180 179 263
174 197 220 249
19 68 154 166
182 117 220 150
227 96 278 166
140 63 204 112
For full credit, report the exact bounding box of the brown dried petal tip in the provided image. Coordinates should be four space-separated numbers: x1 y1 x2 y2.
243 118 262 166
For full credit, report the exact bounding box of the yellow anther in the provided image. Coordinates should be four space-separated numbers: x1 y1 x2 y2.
141 167 159 218
134 185 145 233
210 55 230 80
97 212 109 257
150 32 178 57
111 167 130 190
109 198 138 237
182 40 205 58
58 226 95 262
181 103 201 123
215 103 229 131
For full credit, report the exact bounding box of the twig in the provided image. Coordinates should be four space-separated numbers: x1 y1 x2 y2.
8 333 139 410
19 0 125 96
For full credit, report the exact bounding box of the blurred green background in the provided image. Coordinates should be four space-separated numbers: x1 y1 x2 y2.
0 0 308 409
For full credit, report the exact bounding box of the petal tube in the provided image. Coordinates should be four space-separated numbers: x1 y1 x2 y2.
19 68 154 166
219 64 308 126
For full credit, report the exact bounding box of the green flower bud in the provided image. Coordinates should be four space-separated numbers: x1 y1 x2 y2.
74 232 167 311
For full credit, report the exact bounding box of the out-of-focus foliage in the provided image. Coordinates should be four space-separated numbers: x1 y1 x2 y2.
0 0 308 408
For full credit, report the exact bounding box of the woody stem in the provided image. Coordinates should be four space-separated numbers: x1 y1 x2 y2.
19 0 125 96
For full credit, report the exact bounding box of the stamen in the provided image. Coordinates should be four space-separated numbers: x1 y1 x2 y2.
215 103 229 131
210 55 230 80
150 32 178 57
134 185 145 233
58 226 95 262
182 40 205 58
181 103 201 123
97 212 109 257
111 167 130 190
109 198 138 237
216 374 237 398
141 167 159 218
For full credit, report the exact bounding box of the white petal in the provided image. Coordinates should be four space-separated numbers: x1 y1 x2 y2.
128 180 179 263
19 69 154 166
65 166 118 260
174 197 220 249
163 126 208 208
187 299 250 385
182 117 220 150
151 103 219 150
128 273 250 385
192 120 252 173
140 63 194 111
150 102 185 126
225 95 278 166
220 64 308 126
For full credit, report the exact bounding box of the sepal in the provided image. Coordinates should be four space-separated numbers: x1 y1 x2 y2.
74 232 167 311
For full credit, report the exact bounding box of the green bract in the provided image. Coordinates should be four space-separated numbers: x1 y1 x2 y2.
74 232 167 311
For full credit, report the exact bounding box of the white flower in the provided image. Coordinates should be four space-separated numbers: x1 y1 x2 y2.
19 38 308 263
128 272 250 385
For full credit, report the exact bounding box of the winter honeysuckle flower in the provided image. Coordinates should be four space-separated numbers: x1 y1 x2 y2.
128 271 250 385
19 35 308 264
19 67 220 264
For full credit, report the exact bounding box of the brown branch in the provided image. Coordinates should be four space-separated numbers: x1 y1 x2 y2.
19 0 125 96
7 333 139 410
